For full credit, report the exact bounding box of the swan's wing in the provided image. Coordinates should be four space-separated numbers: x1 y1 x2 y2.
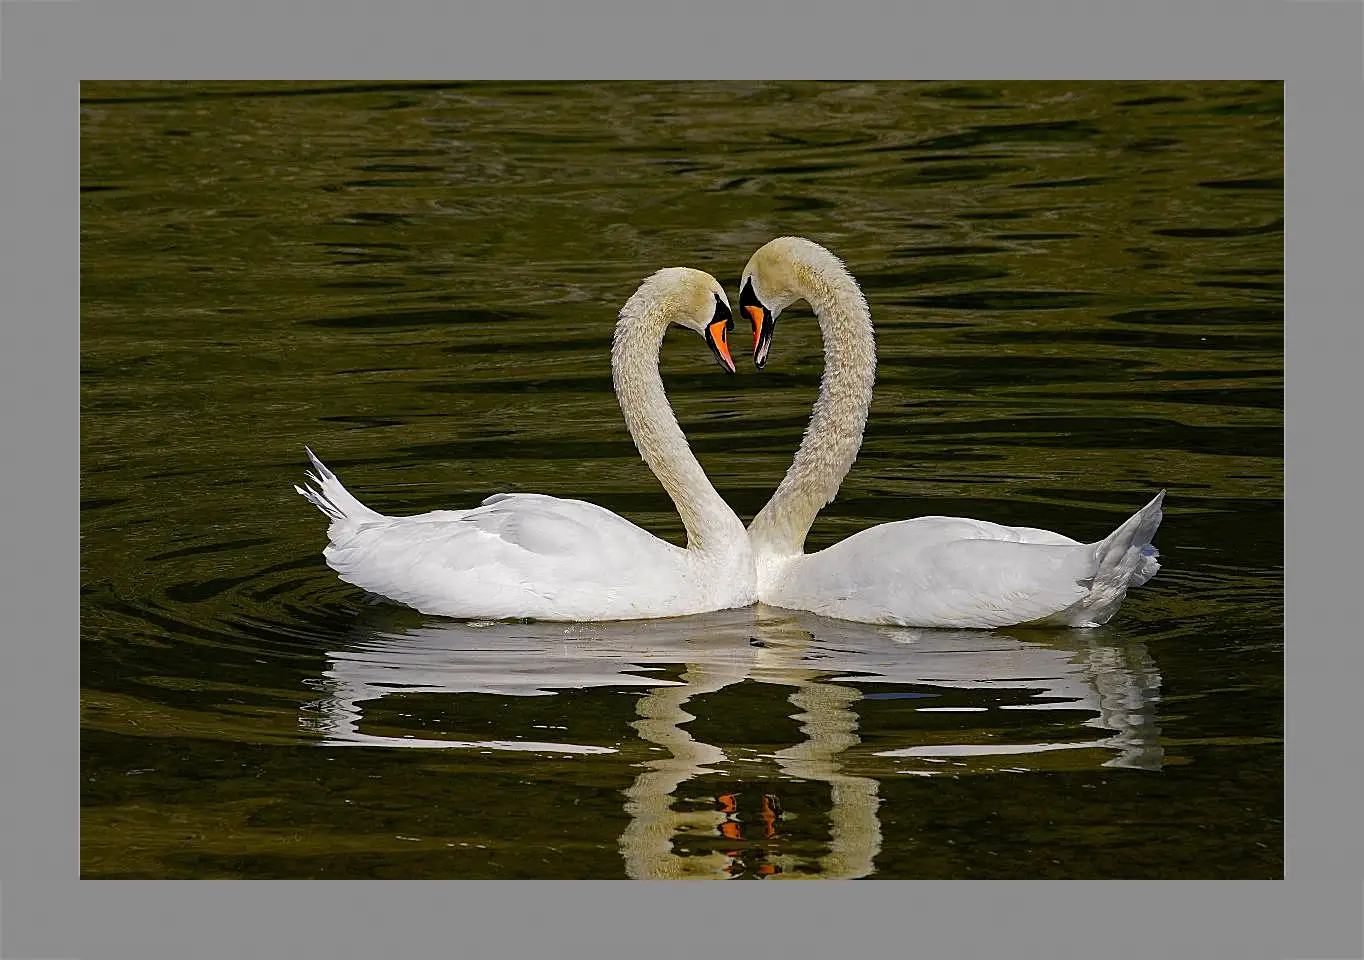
783 517 1095 628
321 494 686 619
875 516 1083 547
994 524 1084 547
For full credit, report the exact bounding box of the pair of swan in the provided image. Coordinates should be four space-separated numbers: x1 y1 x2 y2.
297 237 1164 629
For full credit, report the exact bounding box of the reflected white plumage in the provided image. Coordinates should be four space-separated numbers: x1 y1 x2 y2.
296 267 755 621
738 236 1164 629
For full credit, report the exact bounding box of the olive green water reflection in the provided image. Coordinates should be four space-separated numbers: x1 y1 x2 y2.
81 81 1282 879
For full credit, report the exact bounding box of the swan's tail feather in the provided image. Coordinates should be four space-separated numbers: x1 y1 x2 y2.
294 447 384 528
1094 490 1165 586
294 481 344 521
1065 490 1164 626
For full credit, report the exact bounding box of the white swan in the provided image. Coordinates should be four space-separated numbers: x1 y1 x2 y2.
737 237 1164 629
296 267 756 621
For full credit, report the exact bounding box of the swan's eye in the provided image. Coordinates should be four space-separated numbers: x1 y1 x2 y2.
710 293 732 324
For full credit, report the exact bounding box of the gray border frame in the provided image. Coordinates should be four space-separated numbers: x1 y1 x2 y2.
16 0 1346 957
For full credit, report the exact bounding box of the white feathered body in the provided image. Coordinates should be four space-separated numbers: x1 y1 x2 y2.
298 451 755 621
756 491 1164 629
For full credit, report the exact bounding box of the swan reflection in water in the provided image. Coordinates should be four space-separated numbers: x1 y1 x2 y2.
300 606 1163 879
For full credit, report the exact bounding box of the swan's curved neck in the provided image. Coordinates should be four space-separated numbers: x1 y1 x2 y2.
613 304 745 554
748 260 875 559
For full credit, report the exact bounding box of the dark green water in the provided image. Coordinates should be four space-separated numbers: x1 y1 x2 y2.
80 81 1282 879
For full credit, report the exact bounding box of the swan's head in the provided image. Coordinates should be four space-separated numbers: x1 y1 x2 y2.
631 266 737 374
740 236 842 369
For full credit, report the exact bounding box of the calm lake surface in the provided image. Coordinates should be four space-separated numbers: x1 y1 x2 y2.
80 81 1283 879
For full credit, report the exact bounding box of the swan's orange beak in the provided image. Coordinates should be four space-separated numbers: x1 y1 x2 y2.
705 318 736 374
739 277 774 369
703 295 736 375
744 305 764 353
